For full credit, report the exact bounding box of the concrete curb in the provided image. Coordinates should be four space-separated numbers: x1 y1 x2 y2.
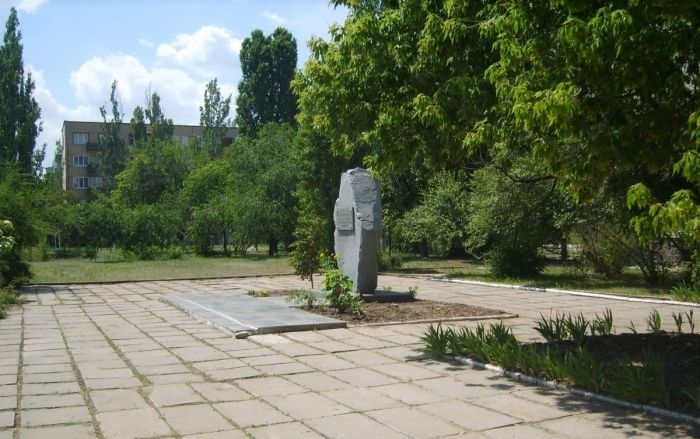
450 354 700 426
27 272 295 286
352 313 519 327
427 277 700 308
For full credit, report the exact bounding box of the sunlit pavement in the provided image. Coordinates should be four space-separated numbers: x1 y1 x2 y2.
0 275 696 438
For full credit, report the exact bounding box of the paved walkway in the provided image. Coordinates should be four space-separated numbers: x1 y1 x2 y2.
0 275 694 438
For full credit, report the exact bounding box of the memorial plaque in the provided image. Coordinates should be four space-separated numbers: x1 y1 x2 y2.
335 207 354 231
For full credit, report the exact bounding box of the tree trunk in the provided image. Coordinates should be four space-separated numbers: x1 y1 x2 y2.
222 229 229 255
268 237 278 256
560 237 568 262
420 239 429 258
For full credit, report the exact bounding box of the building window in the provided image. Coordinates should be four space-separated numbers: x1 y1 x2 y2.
72 132 88 145
88 177 102 188
73 155 89 167
128 134 135 146
73 177 88 189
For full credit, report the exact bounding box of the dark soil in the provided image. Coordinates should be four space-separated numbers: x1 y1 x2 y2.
308 299 505 324
251 288 507 323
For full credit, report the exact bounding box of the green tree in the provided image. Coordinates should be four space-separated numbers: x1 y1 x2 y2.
399 171 470 257
199 79 231 159
97 81 128 191
294 0 495 173
229 123 297 255
113 141 188 206
145 92 174 142
290 190 327 288
129 105 147 145
235 28 298 136
181 160 232 255
0 7 41 175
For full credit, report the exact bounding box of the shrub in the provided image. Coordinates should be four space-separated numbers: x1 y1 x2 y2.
378 249 403 271
485 244 545 278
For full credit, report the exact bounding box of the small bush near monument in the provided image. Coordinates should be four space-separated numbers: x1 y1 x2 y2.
424 310 700 416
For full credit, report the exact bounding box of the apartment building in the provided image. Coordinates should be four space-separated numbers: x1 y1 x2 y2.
61 121 237 200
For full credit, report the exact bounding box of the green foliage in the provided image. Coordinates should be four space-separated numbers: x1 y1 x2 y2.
407 286 418 300
590 309 614 337
145 92 174 141
0 219 28 287
466 165 566 278
378 249 402 271
119 200 183 260
229 123 298 255
199 79 231 159
322 268 363 316
687 310 695 334
562 346 605 393
398 172 469 256
646 310 663 334
114 141 188 206
422 324 450 357
290 191 326 288
236 28 297 136
610 351 670 408
0 7 41 176
534 313 570 344
672 312 684 334
97 81 128 191
285 289 321 309
670 282 700 304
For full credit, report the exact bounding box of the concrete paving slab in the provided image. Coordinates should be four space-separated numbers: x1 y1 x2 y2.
162 292 346 335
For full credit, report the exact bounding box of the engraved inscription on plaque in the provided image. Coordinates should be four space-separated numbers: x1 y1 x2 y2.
335 207 354 231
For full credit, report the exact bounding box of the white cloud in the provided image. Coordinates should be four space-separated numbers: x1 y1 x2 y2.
260 10 288 25
4 0 48 13
68 53 230 125
156 25 241 75
138 38 155 48
28 65 92 167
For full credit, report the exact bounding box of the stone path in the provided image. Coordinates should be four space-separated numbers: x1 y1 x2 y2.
0 274 694 438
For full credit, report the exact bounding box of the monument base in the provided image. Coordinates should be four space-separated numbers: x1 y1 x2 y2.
360 290 414 303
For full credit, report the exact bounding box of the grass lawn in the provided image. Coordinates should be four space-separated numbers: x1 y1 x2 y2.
394 257 679 300
29 251 293 284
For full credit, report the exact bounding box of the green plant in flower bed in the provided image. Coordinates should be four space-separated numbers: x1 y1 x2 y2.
321 268 364 317
285 289 320 309
422 310 700 414
609 350 670 408
646 309 663 334
590 308 614 336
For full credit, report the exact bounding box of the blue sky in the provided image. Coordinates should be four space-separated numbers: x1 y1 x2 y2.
0 0 347 167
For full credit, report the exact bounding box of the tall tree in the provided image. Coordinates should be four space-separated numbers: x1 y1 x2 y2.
145 92 174 142
235 28 297 136
199 79 231 158
0 7 41 175
129 106 147 145
97 81 128 192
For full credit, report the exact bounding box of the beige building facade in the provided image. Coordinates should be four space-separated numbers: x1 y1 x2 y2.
61 121 237 200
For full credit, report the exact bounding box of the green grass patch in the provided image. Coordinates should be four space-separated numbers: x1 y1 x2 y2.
28 250 293 284
394 257 679 300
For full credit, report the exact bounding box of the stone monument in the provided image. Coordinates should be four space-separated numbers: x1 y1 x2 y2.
333 168 382 293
